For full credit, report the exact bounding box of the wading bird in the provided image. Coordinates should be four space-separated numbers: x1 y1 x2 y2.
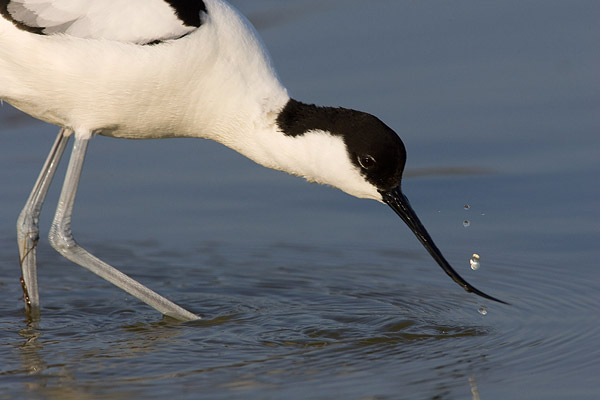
0 0 506 321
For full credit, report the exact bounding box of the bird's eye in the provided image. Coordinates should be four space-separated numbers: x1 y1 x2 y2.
358 155 376 169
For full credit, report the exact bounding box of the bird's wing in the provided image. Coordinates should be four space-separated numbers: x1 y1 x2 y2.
0 0 207 44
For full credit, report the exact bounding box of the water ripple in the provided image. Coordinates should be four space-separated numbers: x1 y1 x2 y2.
1 237 598 398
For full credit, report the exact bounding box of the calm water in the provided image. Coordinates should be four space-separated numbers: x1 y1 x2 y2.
1 1 599 399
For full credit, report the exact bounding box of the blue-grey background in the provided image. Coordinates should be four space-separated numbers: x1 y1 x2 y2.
1 1 599 399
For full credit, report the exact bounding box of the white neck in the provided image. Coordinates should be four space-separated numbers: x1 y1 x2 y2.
0 0 380 201
231 125 381 201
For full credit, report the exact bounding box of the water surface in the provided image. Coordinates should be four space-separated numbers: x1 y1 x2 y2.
1 1 599 399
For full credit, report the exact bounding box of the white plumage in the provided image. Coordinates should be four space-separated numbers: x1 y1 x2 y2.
1 1 284 139
0 0 506 321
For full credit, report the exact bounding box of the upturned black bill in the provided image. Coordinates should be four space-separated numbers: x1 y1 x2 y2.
381 187 508 305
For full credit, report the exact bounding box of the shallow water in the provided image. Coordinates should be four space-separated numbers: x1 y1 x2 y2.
1 1 599 399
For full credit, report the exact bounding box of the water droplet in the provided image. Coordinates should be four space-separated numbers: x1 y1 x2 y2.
463 220 471 227
464 204 471 210
478 306 487 316
469 253 480 270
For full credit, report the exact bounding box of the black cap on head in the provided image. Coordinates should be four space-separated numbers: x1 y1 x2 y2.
277 99 406 192
278 99 507 304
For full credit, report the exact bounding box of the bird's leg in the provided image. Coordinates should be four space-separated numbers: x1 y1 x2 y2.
48 133 200 321
17 128 70 317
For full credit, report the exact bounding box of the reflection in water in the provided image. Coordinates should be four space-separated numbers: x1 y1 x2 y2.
13 313 208 399
469 376 481 400
3 238 499 398
0 235 597 399
18 321 44 375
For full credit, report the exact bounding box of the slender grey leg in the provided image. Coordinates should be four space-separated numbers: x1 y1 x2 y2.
48 133 199 321
17 128 70 316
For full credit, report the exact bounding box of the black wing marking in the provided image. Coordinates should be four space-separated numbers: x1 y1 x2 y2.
0 0 207 44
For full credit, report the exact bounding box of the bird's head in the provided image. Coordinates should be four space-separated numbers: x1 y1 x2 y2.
276 99 507 304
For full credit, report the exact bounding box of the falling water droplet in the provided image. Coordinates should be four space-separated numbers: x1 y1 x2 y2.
478 306 487 316
463 220 471 227
464 204 471 210
470 253 480 270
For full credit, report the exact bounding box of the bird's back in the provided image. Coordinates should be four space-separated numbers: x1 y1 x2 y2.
0 0 288 141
